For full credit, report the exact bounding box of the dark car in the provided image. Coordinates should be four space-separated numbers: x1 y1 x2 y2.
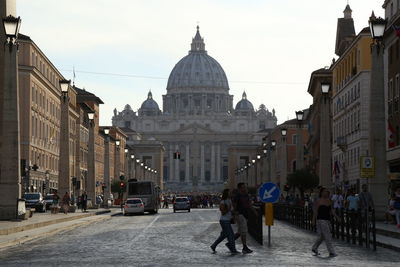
173 197 190 213
24 192 46 212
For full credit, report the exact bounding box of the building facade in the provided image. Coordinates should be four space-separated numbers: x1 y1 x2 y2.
383 0 400 191
331 6 373 191
113 27 277 192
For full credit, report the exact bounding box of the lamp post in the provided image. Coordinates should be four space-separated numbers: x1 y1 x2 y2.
367 12 388 217
0 15 22 219
280 128 288 189
130 154 134 179
87 111 96 203
251 159 256 188
135 159 140 180
320 82 332 188
295 110 304 171
103 128 110 207
114 139 121 200
58 79 72 200
124 148 128 180
140 162 144 180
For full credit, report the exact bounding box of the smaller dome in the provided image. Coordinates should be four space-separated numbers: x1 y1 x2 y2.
235 92 254 111
140 91 160 111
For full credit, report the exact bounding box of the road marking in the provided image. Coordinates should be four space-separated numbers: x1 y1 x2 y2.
130 215 160 243
263 186 277 199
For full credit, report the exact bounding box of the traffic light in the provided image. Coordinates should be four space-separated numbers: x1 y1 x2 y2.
43 183 47 191
119 175 125 181
120 182 125 188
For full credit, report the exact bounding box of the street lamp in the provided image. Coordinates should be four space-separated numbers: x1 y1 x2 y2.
295 110 304 122
281 128 287 137
257 155 261 160
252 159 256 164
366 11 388 218
130 154 135 159
369 12 386 41
124 148 129 153
59 79 70 103
104 128 110 135
2 15 21 50
321 83 330 94
88 112 95 121
115 140 120 147
271 140 277 148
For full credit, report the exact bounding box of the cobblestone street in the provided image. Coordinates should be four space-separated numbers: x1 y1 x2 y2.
0 208 399 267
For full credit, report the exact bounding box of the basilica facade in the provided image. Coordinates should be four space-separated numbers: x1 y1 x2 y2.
112 27 277 192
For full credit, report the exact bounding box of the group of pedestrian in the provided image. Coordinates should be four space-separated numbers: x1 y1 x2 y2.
210 183 254 255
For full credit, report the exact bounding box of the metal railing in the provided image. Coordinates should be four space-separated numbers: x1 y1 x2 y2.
247 204 263 245
274 203 376 250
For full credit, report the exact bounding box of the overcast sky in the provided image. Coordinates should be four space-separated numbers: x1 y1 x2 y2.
17 0 385 126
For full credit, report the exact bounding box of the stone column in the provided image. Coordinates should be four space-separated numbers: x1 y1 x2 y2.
0 14 21 219
185 143 190 182
369 43 389 217
58 90 71 196
87 122 96 204
200 144 205 183
320 95 332 188
211 143 215 182
175 144 179 183
216 143 221 181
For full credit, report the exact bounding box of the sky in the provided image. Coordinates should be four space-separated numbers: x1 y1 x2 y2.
16 0 385 126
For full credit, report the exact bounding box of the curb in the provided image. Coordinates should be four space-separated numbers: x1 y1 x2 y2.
0 210 111 236
0 215 111 250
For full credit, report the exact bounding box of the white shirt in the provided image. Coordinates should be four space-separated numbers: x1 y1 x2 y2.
331 194 344 209
220 199 232 221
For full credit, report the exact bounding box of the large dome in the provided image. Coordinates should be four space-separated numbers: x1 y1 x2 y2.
166 26 229 91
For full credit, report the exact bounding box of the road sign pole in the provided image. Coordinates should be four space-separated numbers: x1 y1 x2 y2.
260 183 279 247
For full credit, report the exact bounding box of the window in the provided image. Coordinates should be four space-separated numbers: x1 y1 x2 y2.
292 134 297 144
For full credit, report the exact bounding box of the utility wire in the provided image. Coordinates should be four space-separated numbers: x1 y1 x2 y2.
59 69 306 85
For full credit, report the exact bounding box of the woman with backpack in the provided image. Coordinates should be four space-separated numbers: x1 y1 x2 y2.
210 188 239 254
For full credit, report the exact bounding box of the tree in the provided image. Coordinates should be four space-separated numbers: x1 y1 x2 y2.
287 168 319 198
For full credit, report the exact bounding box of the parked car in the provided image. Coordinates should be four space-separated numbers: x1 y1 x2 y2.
43 194 55 209
173 197 190 213
123 198 145 215
23 192 46 212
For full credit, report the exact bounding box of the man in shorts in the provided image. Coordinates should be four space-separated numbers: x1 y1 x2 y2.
233 183 254 254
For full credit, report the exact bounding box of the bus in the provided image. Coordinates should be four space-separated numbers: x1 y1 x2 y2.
126 180 160 214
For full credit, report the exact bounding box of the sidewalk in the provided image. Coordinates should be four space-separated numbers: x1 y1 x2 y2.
375 222 400 252
0 208 121 250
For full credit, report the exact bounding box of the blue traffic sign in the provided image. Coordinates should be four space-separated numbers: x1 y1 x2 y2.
259 182 280 203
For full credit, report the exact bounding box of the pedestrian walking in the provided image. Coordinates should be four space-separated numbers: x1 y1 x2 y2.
210 189 238 254
394 187 400 229
52 191 60 214
62 192 71 214
359 184 375 211
81 191 88 212
233 183 254 254
312 188 340 257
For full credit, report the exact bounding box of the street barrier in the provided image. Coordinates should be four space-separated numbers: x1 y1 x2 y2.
247 204 263 245
274 203 376 251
